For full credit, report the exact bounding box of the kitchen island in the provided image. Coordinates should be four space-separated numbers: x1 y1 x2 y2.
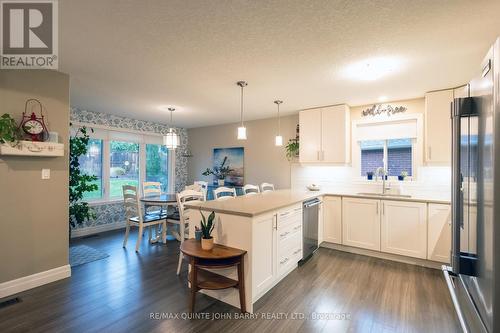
185 190 317 313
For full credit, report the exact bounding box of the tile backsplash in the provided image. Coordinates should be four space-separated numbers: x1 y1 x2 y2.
291 164 451 200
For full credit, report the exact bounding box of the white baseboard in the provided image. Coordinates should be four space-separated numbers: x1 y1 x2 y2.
0 265 71 299
71 221 126 238
320 242 443 270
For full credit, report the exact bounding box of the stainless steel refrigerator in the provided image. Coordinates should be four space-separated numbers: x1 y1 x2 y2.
443 37 500 333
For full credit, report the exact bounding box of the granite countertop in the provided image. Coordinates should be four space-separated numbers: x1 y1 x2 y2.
185 189 450 217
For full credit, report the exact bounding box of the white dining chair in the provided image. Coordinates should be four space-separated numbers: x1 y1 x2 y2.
260 182 275 192
172 189 205 275
213 186 237 200
243 184 260 195
122 185 167 252
142 181 162 212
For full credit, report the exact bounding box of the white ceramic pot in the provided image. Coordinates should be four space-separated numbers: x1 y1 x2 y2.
218 179 225 186
201 238 214 251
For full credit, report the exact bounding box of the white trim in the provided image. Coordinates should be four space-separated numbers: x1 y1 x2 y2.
71 121 164 137
0 265 71 299
71 221 126 238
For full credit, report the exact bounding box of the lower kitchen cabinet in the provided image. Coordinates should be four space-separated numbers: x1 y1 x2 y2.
342 197 381 251
427 203 451 262
252 213 277 297
323 196 342 244
381 200 427 259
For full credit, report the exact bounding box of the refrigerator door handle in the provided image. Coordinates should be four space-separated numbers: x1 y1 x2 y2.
451 99 463 275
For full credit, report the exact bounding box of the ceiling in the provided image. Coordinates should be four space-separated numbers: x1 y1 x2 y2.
60 0 500 128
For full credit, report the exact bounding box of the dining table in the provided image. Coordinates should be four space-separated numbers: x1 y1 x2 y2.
140 193 179 242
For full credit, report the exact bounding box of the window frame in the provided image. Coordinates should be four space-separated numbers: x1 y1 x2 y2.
352 114 423 181
71 122 174 204
360 139 415 177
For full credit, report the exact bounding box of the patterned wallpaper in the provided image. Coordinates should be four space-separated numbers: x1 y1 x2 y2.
70 107 188 233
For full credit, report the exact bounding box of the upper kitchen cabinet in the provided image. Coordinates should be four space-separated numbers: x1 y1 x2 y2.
424 89 454 165
299 105 351 164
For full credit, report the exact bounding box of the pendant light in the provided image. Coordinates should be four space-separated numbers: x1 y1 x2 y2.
274 100 283 146
236 81 248 140
163 107 179 150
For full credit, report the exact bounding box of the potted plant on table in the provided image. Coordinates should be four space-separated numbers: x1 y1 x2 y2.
200 211 216 250
202 156 233 186
0 113 22 146
398 170 408 181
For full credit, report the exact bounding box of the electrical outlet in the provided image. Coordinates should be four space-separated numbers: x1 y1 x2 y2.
42 169 50 180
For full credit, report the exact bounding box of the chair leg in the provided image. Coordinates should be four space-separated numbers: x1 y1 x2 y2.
176 252 183 275
148 225 152 243
122 222 130 248
237 258 246 313
136 224 143 252
161 221 167 243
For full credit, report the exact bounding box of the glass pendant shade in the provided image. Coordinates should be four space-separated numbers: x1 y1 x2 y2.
163 128 179 150
237 126 247 140
275 135 283 146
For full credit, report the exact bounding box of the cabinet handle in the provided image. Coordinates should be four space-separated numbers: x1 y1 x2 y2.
293 225 302 231
273 214 277 230
376 202 379 215
280 257 289 265
428 146 432 160
317 151 320 161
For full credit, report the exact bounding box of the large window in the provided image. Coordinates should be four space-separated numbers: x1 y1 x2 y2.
361 138 413 177
110 141 140 198
146 144 169 192
79 139 103 200
72 127 171 202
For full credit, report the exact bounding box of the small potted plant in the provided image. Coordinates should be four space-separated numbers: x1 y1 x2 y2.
398 170 408 181
200 210 216 250
366 171 374 180
202 156 233 186
0 113 22 146
194 226 202 241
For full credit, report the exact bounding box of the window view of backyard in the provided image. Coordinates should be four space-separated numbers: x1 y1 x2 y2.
146 144 168 192
79 139 103 200
110 141 140 198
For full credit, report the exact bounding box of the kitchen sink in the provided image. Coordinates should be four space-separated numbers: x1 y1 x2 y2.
356 192 412 198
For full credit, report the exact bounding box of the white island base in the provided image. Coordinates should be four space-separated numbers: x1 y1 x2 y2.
186 191 312 313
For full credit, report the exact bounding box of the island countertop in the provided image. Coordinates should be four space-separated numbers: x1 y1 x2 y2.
184 189 450 217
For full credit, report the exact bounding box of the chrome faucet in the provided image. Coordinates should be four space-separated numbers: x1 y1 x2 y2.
375 167 390 194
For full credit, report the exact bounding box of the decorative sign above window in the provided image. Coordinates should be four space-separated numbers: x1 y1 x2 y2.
361 104 407 117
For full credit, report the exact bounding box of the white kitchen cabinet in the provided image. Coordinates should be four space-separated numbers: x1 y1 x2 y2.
425 89 454 165
381 200 427 259
342 197 380 251
299 108 322 162
323 196 342 244
427 204 451 263
252 213 277 297
277 205 303 278
299 104 350 163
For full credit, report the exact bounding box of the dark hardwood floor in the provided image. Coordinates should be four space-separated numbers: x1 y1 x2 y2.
0 229 460 333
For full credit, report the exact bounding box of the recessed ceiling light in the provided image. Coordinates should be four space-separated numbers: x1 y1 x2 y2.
341 57 403 81
378 96 388 102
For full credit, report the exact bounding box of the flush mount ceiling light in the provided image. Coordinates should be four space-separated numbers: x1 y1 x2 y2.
236 81 248 140
274 100 283 146
341 57 403 81
378 95 388 102
163 107 179 150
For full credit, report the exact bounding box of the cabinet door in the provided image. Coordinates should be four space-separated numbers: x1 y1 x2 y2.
323 196 342 244
425 89 453 164
321 105 350 163
299 109 322 162
381 200 427 259
427 204 451 263
342 198 380 251
252 214 276 297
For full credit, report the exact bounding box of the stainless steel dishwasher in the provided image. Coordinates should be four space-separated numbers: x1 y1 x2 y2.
300 198 321 263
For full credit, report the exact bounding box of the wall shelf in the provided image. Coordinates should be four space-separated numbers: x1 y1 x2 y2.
0 141 65 157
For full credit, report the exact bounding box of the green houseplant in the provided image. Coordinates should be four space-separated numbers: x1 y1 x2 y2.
285 138 299 160
202 156 233 186
200 210 216 250
0 113 22 145
69 125 98 235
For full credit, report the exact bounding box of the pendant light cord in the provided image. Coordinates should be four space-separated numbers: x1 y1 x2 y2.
240 85 244 126
277 102 281 135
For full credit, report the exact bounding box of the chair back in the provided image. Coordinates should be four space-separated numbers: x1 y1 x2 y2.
243 184 260 195
143 181 161 197
194 180 208 200
213 187 237 200
123 185 143 222
185 183 202 191
177 189 205 241
261 182 275 192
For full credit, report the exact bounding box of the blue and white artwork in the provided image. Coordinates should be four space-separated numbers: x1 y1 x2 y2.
213 147 244 186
